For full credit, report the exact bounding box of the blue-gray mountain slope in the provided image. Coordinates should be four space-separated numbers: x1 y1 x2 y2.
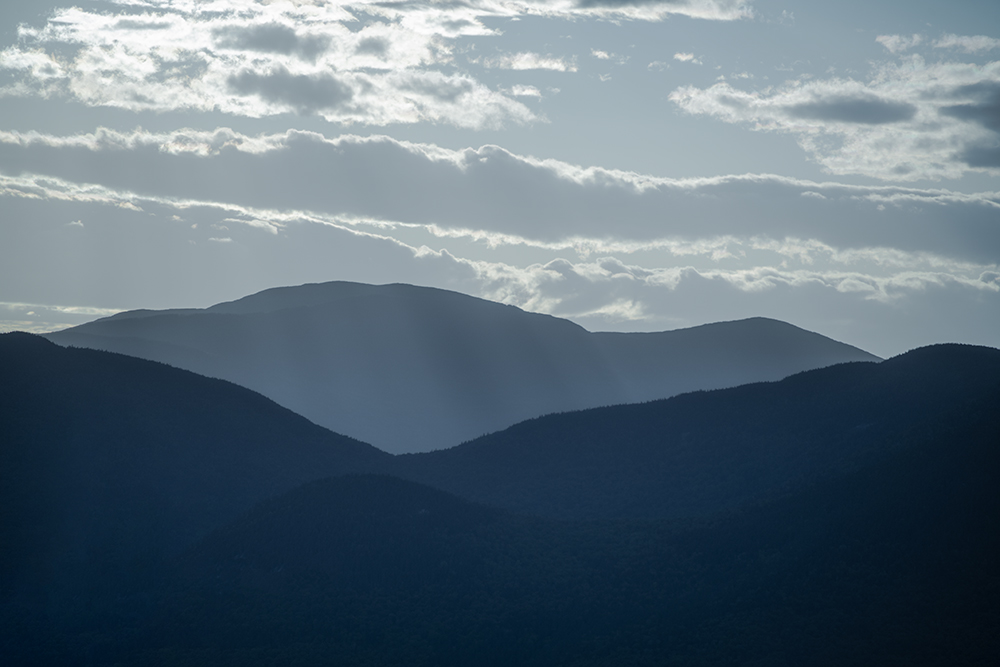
44 281 879 453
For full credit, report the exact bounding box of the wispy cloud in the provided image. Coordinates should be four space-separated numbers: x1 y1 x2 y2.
2 127 998 267
670 54 1000 180
933 34 1000 53
482 52 577 72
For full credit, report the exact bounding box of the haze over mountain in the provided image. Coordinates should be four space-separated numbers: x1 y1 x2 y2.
44 281 879 454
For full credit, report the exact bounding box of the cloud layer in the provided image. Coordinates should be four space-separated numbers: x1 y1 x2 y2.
0 0 749 128
671 51 1000 181
2 127 997 263
1 124 996 357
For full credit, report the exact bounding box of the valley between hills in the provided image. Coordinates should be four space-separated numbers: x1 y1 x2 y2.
2 281 998 665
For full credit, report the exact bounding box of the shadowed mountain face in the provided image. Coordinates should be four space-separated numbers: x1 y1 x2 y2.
389 344 1000 520
0 333 388 603
2 337 997 664
44 281 879 453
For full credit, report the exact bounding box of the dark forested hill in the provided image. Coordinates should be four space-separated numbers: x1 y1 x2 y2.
0 332 388 605
44 281 878 453
2 337 998 665
389 344 1000 520
18 403 998 667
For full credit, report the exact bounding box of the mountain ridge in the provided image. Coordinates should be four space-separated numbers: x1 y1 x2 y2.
44 280 880 453
385 342 1000 519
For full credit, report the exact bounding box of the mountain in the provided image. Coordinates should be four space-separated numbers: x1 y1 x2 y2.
2 337 997 664
15 397 999 665
0 333 388 604
43 281 879 453
388 344 1000 520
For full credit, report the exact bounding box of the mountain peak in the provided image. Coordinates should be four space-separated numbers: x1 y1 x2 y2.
44 281 879 453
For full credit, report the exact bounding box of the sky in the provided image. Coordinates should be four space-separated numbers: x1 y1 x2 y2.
0 0 998 358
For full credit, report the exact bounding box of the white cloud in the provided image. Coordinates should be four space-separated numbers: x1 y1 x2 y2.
481 52 577 71
0 0 749 127
875 34 924 54
591 49 611 60
933 34 1000 53
670 55 1000 180
0 1 533 129
673 52 703 65
510 84 543 97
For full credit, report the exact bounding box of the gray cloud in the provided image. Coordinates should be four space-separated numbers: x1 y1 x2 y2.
958 144 1000 168
227 67 353 114
786 96 917 125
671 58 1000 180
403 77 474 103
213 23 330 61
356 36 389 57
940 83 1000 133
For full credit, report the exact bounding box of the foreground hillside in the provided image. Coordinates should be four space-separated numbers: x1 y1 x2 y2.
8 411 999 665
0 333 388 603
2 336 997 664
44 281 879 453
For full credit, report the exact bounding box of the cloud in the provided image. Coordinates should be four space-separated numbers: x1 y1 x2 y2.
2 159 996 357
213 22 331 61
670 56 1000 180
482 52 578 71
933 34 1000 53
0 0 749 127
227 67 353 114
785 95 916 124
0 1 535 129
510 84 543 97
876 34 924 54
1 128 998 267
939 82 1000 133
673 52 703 65
567 0 752 20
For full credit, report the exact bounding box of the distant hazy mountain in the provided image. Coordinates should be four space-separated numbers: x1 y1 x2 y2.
0 333 388 603
389 344 1000 520
44 281 879 453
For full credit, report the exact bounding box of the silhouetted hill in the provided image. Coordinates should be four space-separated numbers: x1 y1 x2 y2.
44 281 878 453
21 404 997 666
2 339 997 665
0 332 389 605
389 344 1000 520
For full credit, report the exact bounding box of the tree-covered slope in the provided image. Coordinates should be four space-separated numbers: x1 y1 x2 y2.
28 405 998 667
2 340 997 665
0 333 389 604
391 344 1000 520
